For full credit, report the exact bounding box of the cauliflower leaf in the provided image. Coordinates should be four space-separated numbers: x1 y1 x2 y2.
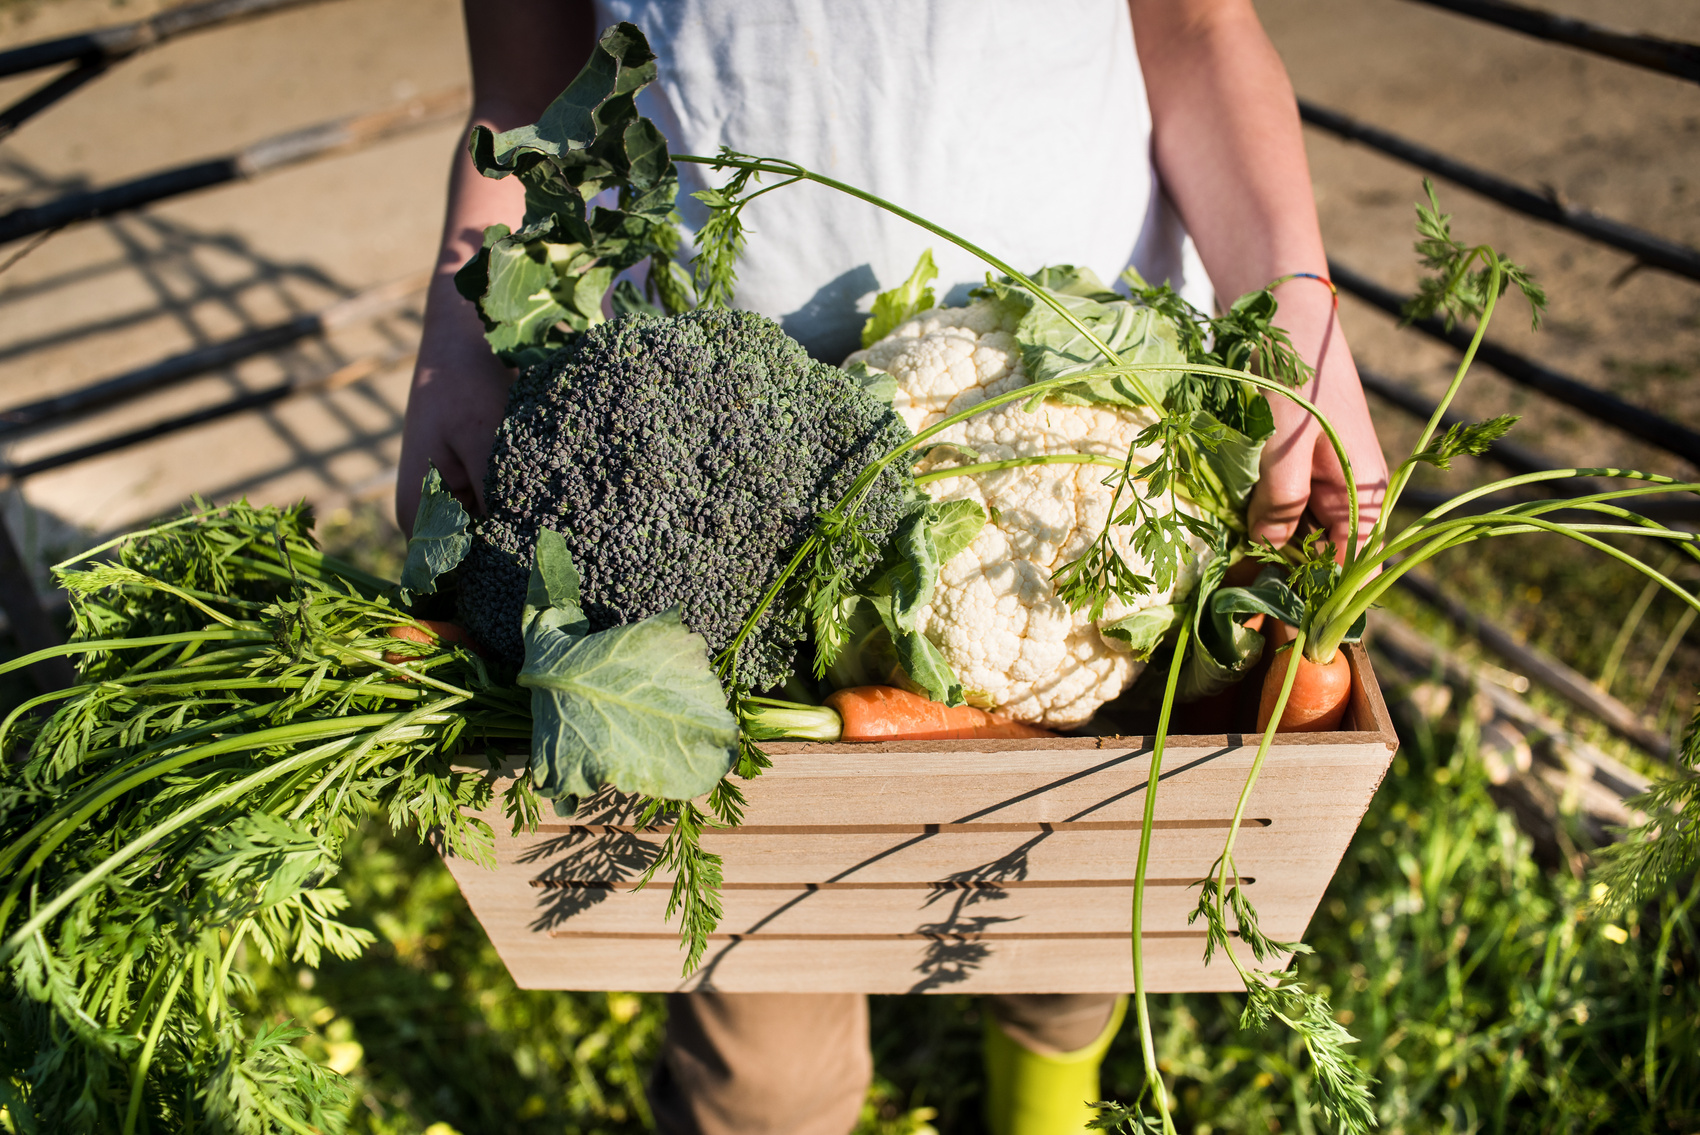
862 248 939 348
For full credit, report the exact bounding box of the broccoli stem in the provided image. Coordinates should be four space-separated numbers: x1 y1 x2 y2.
738 697 843 742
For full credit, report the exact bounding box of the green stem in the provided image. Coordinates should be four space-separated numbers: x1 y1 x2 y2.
912 453 1126 484
1311 512 1700 658
673 153 1138 387
0 630 265 677
1311 476 1700 657
1214 626 1307 985
289 695 465 821
1132 622 1190 1135
1645 877 1700 1111
210 919 251 1026
123 959 187 1135
1368 252 1502 552
51 509 228 574
319 640 478 702
256 1096 323 1135
0 698 307 881
737 698 843 742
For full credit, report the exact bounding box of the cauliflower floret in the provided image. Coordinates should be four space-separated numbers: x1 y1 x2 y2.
846 299 1214 728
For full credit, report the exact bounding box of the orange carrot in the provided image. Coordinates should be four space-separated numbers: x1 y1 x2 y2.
1257 642 1353 733
823 685 1055 741
383 619 481 663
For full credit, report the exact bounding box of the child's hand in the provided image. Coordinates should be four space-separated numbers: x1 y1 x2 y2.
1246 279 1388 559
396 273 514 533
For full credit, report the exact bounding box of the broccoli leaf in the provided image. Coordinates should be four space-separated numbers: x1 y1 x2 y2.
519 608 739 800
524 528 589 637
862 248 938 348
457 22 686 365
398 466 471 601
1410 414 1519 470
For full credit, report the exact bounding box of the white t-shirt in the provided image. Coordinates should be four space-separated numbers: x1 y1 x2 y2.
593 0 1212 363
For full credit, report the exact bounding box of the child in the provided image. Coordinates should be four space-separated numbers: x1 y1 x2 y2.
399 3 1388 1131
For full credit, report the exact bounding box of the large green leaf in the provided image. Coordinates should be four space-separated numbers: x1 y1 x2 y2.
519 609 738 800
398 466 470 601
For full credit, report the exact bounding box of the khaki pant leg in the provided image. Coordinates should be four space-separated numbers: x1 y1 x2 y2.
984 993 1122 1055
650 991 871 1135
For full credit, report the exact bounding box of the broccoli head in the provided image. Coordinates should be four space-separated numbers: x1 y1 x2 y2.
458 307 915 689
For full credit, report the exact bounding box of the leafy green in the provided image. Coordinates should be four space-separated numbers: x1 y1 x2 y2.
844 359 898 404
1591 703 1700 917
519 609 739 801
887 605 966 707
816 499 982 706
455 22 690 367
1409 413 1519 471
1405 179 1547 331
0 502 535 1133
888 499 985 632
1176 564 1299 702
522 527 589 637
1100 602 1186 660
398 466 471 600
976 267 1188 401
861 247 938 347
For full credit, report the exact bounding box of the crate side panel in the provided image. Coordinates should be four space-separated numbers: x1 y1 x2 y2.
461 741 1396 832
486 932 1271 994
442 858 1320 938
481 824 1345 887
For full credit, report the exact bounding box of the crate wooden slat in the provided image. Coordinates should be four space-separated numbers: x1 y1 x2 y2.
443 646 1398 993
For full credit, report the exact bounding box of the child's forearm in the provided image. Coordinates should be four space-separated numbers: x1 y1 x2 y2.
1130 0 1326 299
396 2 595 531
1129 0 1388 552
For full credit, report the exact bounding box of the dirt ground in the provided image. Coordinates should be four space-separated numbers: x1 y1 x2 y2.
0 0 1696 559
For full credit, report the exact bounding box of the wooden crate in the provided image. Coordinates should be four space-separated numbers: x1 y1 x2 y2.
443 646 1397 993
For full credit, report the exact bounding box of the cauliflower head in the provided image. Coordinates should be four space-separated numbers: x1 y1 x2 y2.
845 299 1214 728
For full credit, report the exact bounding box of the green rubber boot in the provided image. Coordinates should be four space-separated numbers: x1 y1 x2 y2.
983 996 1128 1135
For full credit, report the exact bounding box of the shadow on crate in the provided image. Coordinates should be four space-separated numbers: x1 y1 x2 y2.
520 788 659 931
